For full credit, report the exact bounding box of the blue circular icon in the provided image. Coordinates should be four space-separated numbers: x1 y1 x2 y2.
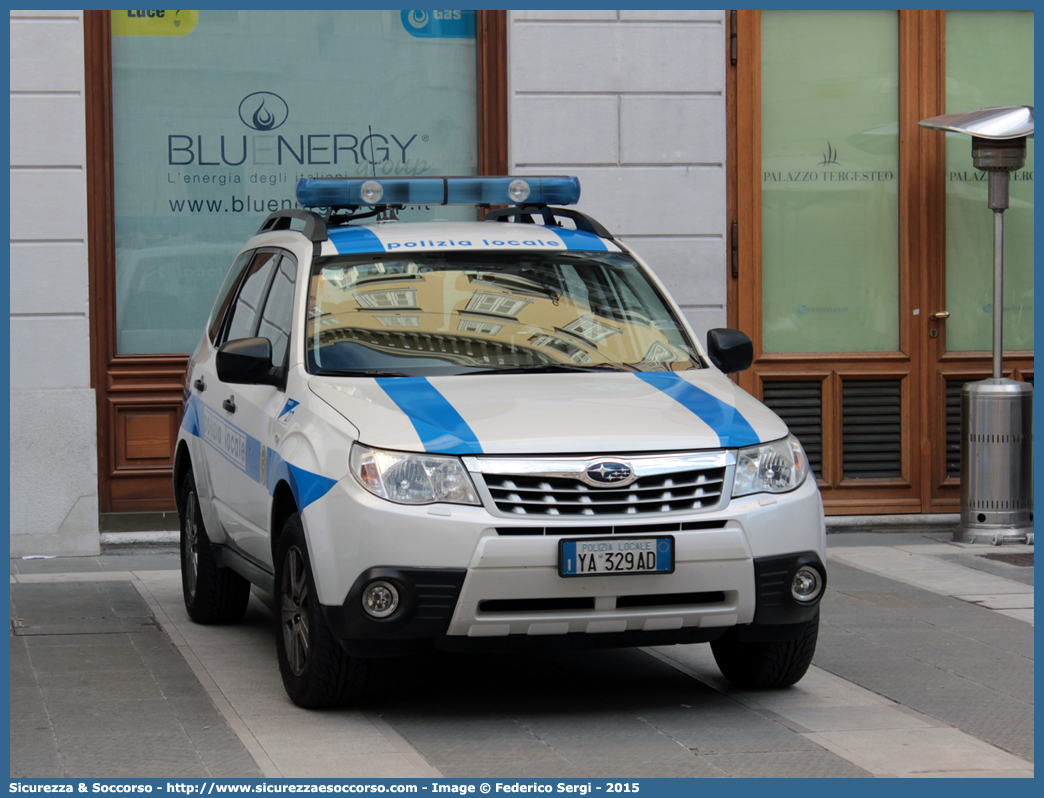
408 10 429 28
239 92 289 132
798 305 808 315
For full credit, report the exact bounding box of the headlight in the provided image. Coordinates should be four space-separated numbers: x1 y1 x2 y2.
732 434 810 497
350 443 480 506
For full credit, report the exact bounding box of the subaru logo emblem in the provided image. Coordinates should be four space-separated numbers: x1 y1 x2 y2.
582 460 636 488
239 92 289 132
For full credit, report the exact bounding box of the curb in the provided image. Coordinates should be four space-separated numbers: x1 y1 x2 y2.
100 531 179 552
826 514 960 533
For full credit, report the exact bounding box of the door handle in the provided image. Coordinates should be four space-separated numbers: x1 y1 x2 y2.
929 311 950 320
223 396 236 414
193 377 206 392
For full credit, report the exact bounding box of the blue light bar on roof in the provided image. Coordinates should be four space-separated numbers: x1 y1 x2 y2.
295 176 581 209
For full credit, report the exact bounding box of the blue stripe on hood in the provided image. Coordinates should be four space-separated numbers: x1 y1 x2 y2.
376 377 484 455
635 372 760 448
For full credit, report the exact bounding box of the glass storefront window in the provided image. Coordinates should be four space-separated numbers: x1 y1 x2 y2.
761 11 900 354
944 11 1034 353
111 10 478 354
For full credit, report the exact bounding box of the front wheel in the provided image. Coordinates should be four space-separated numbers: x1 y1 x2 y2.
274 514 369 708
710 614 819 688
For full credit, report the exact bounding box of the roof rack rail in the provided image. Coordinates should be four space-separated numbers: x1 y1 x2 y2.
256 209 328 255
483 206 615 241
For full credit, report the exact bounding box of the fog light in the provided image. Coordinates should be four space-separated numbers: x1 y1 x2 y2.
791 566 823 603
362 580 399 618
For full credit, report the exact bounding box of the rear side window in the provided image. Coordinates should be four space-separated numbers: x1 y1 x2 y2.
224 252 281 343
207 250 254 344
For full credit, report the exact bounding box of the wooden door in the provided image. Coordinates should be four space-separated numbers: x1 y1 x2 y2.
730 10 1033 515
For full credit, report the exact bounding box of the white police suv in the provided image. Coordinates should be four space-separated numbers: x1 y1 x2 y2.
175 176 826 708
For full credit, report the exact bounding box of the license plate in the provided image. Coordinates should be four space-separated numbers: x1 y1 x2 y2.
559 536 674 577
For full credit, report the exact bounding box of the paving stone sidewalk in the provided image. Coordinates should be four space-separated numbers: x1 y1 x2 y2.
818 532 1034 763
9 532 1034 778
10 577 261 778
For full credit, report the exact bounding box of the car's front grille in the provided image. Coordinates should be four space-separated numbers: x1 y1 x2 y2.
482 467 727 517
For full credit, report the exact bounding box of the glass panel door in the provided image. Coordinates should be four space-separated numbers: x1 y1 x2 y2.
111 10 479 355
943 10 1034 353
761 11 900 354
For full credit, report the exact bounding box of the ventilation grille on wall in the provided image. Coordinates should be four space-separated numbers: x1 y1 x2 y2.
842 380 902 479
761 381 822 479
945 379 966 479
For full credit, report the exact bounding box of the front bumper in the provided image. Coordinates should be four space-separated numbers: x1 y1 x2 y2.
322 549 825 656
309 474 826 656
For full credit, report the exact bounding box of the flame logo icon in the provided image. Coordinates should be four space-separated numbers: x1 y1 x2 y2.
252 100 275 130
238 92 289 131
408 10 429 28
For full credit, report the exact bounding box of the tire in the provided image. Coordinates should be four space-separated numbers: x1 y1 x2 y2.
710 614 819 689
179 470 251 624
274 513 369 708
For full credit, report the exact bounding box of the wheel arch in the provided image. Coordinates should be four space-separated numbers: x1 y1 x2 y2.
173 440 193 515
270 480 300 556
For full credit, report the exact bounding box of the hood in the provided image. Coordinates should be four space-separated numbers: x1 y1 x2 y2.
308 370 787 456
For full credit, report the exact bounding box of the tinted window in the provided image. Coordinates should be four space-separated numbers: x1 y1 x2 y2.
257 255 297 368
225 252 280 342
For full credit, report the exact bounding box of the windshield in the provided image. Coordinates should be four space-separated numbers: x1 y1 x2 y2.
306 250 703 377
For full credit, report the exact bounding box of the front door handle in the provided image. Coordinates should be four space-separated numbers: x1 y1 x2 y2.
929 311 950 320
193 377 206 392
223 396 236 414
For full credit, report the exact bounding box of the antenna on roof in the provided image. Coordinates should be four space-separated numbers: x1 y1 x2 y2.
368 126 377 180
369 125 398 222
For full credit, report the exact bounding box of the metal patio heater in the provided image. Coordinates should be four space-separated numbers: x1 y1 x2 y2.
919 106 1034 545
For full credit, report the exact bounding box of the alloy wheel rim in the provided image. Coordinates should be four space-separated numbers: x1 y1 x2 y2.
184 491 199 598
281 546 310 677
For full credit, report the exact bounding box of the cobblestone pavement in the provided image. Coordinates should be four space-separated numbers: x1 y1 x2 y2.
9 532 1033 778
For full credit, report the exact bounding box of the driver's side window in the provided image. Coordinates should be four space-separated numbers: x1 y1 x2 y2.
222 251 280 344
256 256 298 369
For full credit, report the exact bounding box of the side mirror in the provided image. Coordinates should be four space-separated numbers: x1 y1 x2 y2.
706 328 753 374
216 337 281 386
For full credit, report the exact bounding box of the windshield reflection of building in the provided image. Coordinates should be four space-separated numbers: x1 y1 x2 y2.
307 265 694 370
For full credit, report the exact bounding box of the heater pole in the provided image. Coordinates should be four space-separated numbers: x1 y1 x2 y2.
992 210 1004 380
919 106 1033 545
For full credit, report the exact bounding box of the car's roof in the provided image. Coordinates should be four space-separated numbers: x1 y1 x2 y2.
310 220 623 258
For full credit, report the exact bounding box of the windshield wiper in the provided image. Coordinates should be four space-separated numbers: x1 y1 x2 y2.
462 363 634 376
314 369 411 378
